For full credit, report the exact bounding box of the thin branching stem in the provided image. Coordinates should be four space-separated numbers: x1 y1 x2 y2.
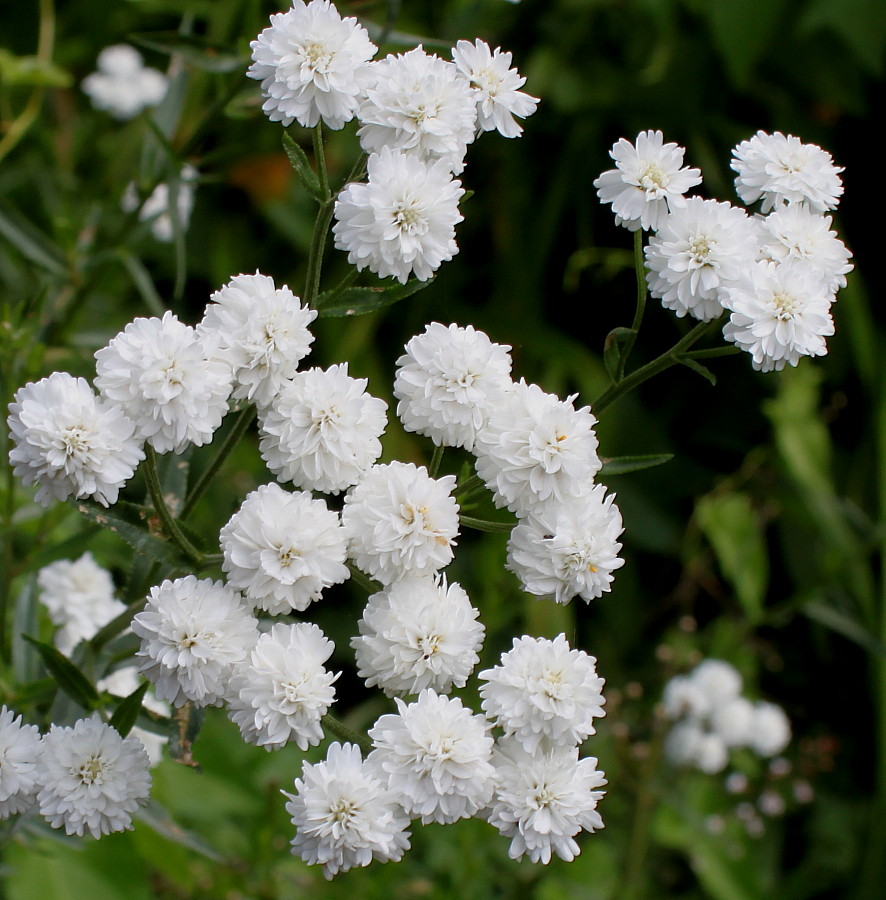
144 446 203 564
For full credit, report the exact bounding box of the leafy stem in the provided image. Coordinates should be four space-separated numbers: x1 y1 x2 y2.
616 229 648 381
144 445 203 564
321 712 372 754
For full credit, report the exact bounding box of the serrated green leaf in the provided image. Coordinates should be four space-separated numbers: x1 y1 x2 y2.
281 133 324 202
678 354 717 386
129 32 245 73
22 636 100 710
316 277 434 317
599 453 674 476
603 326 636 381
109 681 151 737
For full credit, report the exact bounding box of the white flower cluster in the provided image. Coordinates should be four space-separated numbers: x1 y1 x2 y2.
82 44 168 120
594 129 852 372
249 0 538 285
662 659 792 773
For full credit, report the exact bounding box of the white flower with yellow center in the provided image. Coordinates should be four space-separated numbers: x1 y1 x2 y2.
0 706 41 819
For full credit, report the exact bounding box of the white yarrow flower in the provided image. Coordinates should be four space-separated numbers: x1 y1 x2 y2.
248 0 376 129
220 482 349 614
748 701 791 757
709 696 756 748
283 742 411 879
664 721 728 774
36 716 151 838
593 130 702 231
95 311 233 454
0 706 41 819
82 44 167 120
368 690 495 824
8 372 144 508
394 322 513 451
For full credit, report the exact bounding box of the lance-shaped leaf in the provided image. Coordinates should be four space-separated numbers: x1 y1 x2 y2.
109 681 151 738
316 277 434 318
129 33 246 73
282 133 324 202
600 454 674 476
603 327 637 381
22 635 100 710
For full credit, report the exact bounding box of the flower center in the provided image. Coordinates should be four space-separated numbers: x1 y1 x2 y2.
473 67 503 95
62 426 91 458
393 201 426 234
76 754 106 786
688 234 714 266
772 292 799 320
531 782 556 808
330 797 356 824
300 40 333 73
640 163 668 195
419 634 441 660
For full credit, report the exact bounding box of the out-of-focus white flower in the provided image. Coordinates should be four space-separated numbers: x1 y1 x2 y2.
95 311 233 454
474 379 601 517
357 47 477 173
198 272 317 408
0 706 41 819
352 576 485 697
689 659 743 711
82 44 167 120
485 739 606 864
121 165 198 242
451 39 538 138
507 485 624 604
663 720 729 773
97 666 170 767
283 742 411 879
258 363 387 493
731 130 844 212
661 674 708 721
220 483 349 614
709 696 756 748
37 553 126 656
722 259 835 372
227 622 338 751
133 576 258 708
644 197 760 322
394 322 513 451
479 634 606 754
748 701 791 757
333 147 464 284
368 690 495 824
248 0 376 129
36 716 151 838
8 372 144 509
342 462 460 585
593 130 702 231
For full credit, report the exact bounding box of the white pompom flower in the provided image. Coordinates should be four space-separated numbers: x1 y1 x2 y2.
133 576 258 708
709 696 756 748
507 484 624 604
451 39 539 139
198 272 317 409
485 739 606 864
82 44 167 120
283 741 411 879
258 363 388 493
342 462 460 585
593 130 702 232
36 716 151 838
220 482 349 614
352 576 485 697
8 372 144 508
247 0 377 129
731 130 844 213
688 658 743 711
368 690 495 824
227 622 339 751
479 633 606 754
0 706 41 819
394 322 513 451
748 701 791 757
94 311 233 454
333 147 464 284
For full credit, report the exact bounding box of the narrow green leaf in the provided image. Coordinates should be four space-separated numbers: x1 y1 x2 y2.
0 206 67 276
117 251 166 316
129 33 246 73
136 801 224 861
22 635 100 710
603 327 636 381
109 681 151 737
599 454 674 476
803 600 886 657
316 277 434 317
678 354 717 386
282 133 324 202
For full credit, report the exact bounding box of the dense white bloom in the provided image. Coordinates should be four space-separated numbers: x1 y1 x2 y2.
451 39 538 138
644 197 760 321
689 659 743 710
97 666 170 766
82 45 167 120
133 576 258 708
227 623 338 751
283 742 411 879
8 372 144 508
122 165 198 242
248 0 376 129
394 322 513 451
748 701 791 757
258 364 387 493
342 462 460 584
661 674 708 721
474 380 601 517
333 147 464 284
198 272 317 408
593 130 702 231
352 576 485 697
758 204 853 294
36 716 151 838
357 47 477 173
731 130 844 212
722 259 835 372
37 553 125 655
95 311 233 454
368 690 495 824
0 706 41 819
220 483 349 614
507 484 624 604
479 634 606 754
709 696 756 748
664 721 728 774
485 739 606 864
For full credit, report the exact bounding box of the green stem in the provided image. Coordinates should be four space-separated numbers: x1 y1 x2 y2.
459 514 514 534
322 712 372 754
346 561 381 595
455 473 484 498
616 229 647 381
181 406 256 520
144 446 202 564
303 125 335 309
313 123 330 201
428 444 444 478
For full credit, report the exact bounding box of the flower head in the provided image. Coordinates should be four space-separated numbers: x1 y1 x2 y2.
82 44 167 120
748 701 791 757
0 706 41 819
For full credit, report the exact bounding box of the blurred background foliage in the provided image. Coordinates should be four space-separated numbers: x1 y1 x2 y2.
1 0 885 897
